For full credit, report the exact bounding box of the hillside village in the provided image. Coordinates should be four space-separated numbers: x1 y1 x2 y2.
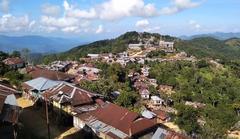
1 32 240 139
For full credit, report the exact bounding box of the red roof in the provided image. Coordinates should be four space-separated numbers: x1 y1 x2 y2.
79 103 157 137
27 66 75 81
3 57 24 65
165 130 189 139
153 110 169 121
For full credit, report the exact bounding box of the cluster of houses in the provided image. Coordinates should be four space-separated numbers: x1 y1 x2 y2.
128 40 175 53
26 61 102 85
0 45 194 139
20 75 188 139
79 40 197 68
0 55 186 138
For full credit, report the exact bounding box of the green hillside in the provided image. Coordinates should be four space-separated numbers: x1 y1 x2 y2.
225 38 240 47
176 37 240 61
42 31 176 63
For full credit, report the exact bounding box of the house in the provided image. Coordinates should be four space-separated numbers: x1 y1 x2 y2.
148 79 158 87
158 41 175 53
22 77 61 101
139 89 150 99
48 61 72 72
128 44 143 51
87 54 100 59
116 58 128 66
152 127 189 139
78 65 101 75
153 110 171 123
70 64 101 82
26 66 75 82
3 57 25 69
0 83 21 138
141 110 156 119
75 102 158 139
43 82 102 115
151 96 164 106
118 51 128 59
100 53 114 60
134 81 148 91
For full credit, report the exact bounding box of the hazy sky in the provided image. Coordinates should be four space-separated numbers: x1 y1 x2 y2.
0 0 239 40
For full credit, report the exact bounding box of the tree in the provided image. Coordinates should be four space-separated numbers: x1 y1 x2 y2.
0 51 8 61
115 91 137 108
175 104 201 135
11 51 21 57
0 62 9 76
21 48 30 63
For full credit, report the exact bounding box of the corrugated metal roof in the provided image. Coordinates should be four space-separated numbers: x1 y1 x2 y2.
151 127 168 139
24 77 61 91
142 110 156 119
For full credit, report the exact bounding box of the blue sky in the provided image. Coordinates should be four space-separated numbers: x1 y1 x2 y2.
0 0 239 41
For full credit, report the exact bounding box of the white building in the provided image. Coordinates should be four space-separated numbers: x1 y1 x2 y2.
128 44 143 50
151 96 164 106
87 54 100 59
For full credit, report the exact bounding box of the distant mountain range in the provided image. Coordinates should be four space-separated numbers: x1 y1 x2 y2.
180 32 240 40
0 35 84 53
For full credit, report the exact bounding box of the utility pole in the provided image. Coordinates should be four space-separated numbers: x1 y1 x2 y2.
13 124 17 139
45 98 50 139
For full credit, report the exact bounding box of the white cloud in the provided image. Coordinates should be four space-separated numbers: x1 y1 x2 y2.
189 20 201 30
40 15 90 33
63 0 97 19
0 14 33 32
0 0 9 13
41 4 61 16
62 0 203 21
65 8 97 19
136 19 149 28
160 0 203 15
96 25 104 34
98 0 158 20
63 0 71 11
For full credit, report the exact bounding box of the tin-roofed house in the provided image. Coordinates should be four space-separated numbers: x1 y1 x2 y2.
43 82 103 127
22 77 61 102
76 102 159 139
0 83 21 139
